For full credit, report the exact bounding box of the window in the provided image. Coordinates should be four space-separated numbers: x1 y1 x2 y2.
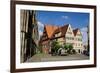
55 32 61 37
55 34 58 37
76 38 82 41
78 38 82 41
66 37 74 40
66 37 69 40
68 32 72 34
75 43 77 46
58 32 61 36
75 38 77 41
72 37 74 40
78 38 79 41
78 44 80 46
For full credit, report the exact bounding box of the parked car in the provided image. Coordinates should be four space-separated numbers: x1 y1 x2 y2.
58 48 68 56
83 50 89 56
60 49 68 56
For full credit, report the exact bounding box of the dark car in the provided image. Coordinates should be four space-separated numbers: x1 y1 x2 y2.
83 50 89 56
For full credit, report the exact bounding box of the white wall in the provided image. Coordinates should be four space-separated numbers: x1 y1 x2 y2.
0 0 100 73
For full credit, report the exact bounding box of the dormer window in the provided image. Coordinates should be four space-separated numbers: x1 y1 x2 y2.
55 32 61 37
68 32 72 34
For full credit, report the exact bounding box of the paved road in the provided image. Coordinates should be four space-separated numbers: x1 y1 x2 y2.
26 54 89 62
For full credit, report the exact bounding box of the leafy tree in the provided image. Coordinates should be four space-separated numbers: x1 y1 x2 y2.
67 44 73 54
51 41 61 55
64 44 69 50
51 41 57 54
55 44 62 53
69 44 73 50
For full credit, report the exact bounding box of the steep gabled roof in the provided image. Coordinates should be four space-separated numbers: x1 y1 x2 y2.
73 28 79 36
52 24 69 38
41 24 82 41
44 25 58 38
60 24 69 36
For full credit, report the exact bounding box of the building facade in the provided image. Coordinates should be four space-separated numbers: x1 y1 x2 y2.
40 24 84 54
20 10 39 62
73 29 83 53
39 25 58 53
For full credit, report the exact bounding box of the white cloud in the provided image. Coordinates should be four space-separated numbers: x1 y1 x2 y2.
81 27 87 32
39 30 43 36
37 21 44 29
80 27 88 45
37 21 44 37
62 15 69 19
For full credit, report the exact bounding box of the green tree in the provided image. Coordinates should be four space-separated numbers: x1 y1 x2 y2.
55 43 61 53
67 44 73 54
64 44 69 50
68 44 73 50
51 40 61 55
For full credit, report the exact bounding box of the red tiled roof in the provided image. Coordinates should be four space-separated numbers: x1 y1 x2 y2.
45 25 58 38
41 24 81 41
73 28 79 36
51 24 69 38
60 24 69 36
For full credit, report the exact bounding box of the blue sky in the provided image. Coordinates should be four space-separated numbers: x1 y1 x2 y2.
36 10 89 44
36 10 89 28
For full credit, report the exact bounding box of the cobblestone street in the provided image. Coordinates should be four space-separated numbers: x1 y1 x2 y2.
26 53 89 62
